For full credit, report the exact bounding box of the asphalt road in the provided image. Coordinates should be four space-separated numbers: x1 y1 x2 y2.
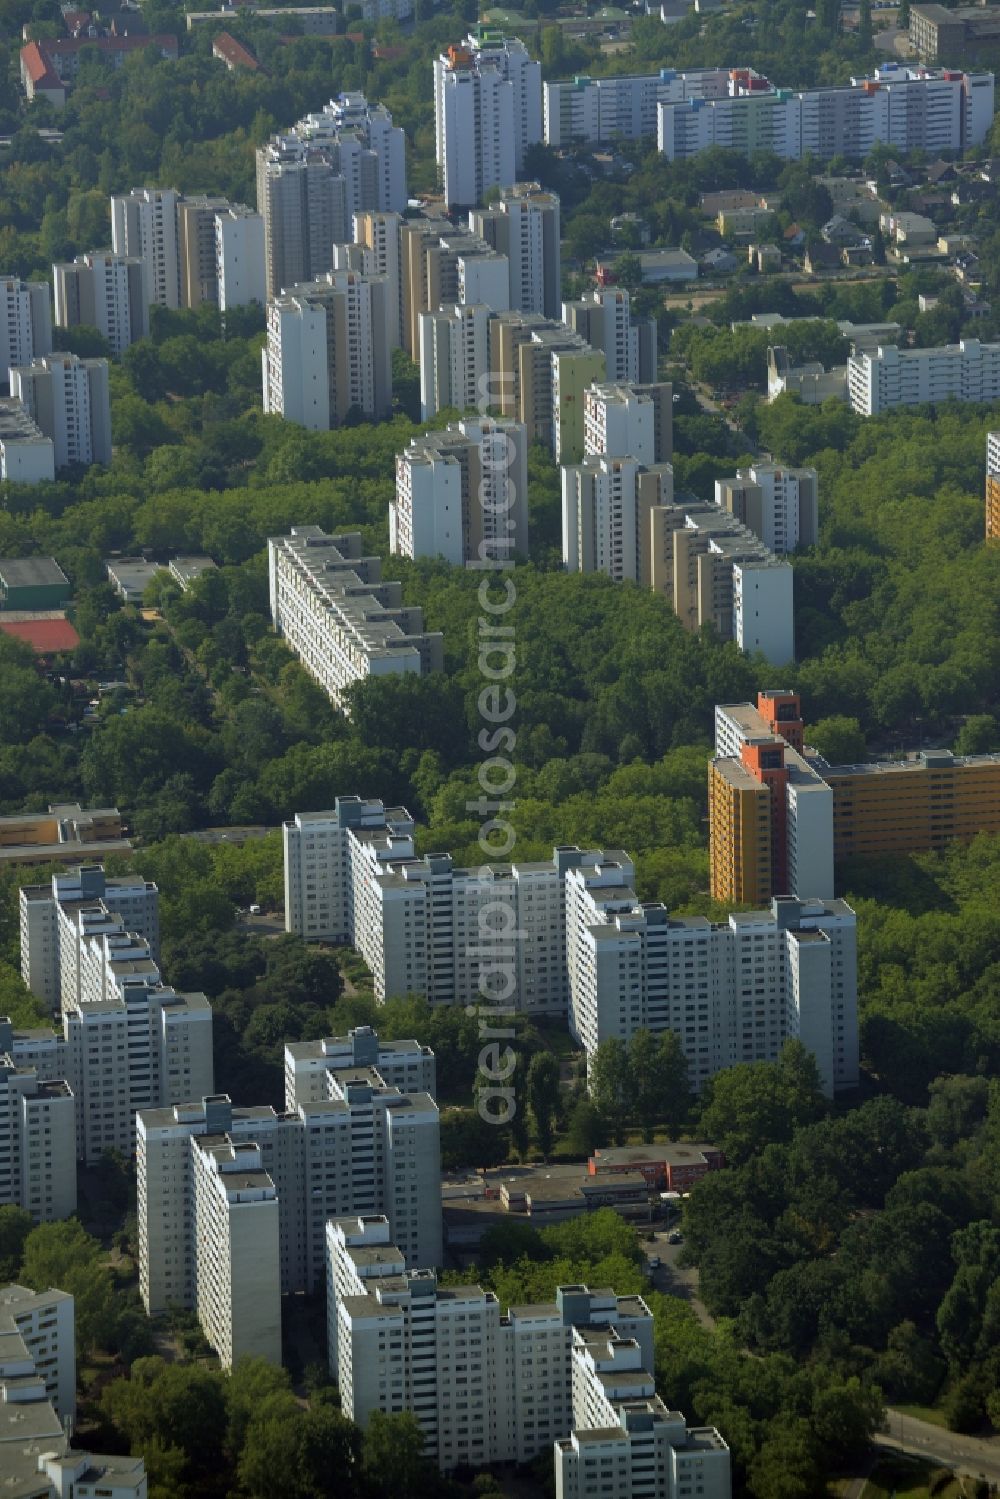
877 1410 1000 1483
643 1229 715 1329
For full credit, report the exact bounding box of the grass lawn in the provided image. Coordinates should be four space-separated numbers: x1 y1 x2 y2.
863 1456 961 1498
892 1404 951 1430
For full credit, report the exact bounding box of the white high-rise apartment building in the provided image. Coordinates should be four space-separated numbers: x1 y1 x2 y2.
10 354 111 470
659 64 994 161
0 1040 76 1222
0 1283 75 1420
649 497 794 663
434 33 542 208
847 338 1000 415
715 463 818 553
353 210 404 347
544 66 734 146
329 1221 662 1474
215 205 266 310
285 805 616 1016
262 269 392 429
565 853 858 1096
584 381 673 465
418 303 491 420
52 253 148 356
391 417 529 564
20 864 159 1009
469 183 561 318
111 188 182 309
256 95 406 298
556 1324 731 1499
267 528 443 710
562 453 673 582
284 1026 436 1111
138 1072 442 1364
562 290 657 385
0 277 52 394
191 1134 281 1368
0 1282 148 1497
0 399 55 483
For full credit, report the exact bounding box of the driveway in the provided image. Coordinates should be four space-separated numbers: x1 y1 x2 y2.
877 1410 1000 1483
644 1229 715 1329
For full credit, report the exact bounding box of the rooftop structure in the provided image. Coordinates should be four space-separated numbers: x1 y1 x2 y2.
0 805 131 868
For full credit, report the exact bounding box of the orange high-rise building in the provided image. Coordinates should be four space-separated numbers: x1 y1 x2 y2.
987 431 1000 538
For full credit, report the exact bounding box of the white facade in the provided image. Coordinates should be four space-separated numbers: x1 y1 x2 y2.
256 95 406 298
563 289 654 384
392 417 529 564
215 205 266 310
566 861 857 1096
137 1074 443 1362
0 398 55 483
52 253 147 356
584 381 673 464
659 65 994 162
469 184 561 318
732 556 795 662
848 338 1000 415
0 278 52 394
284 1026 435 1111
111 188 182 309
0 1042 76 1222
262 269 392 428
435 37 537 208
267 527 443 710
544 65 733 145
989 430 1000 478
562 454 673 582
330 1235 660 1477
556 1326 730 1499
10 354 111 470
20 864 159 1009
0 1283 75 1420
191 1136 281 1368
714 463 818 553
418 303 490 420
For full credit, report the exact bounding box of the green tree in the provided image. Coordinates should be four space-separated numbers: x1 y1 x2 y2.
589 1038 633 1145
527 1051 561 1158
807 715 866 764
0 1205 32 1281
362 1410 433 1497
21 1219 116 1356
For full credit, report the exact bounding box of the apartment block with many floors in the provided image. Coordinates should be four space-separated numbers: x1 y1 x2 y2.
20 864 159 1010
262 268 392 429
256 94 406 298
714 463 818 553
709 693 834 905
0 1283 75 1421
329 1219 668 1476
284 1026 435 1111
52 253 148 357
562 453 673 582
110 188 182 310
0 1282 148 1499
469 183 562 319
583 380 674 464
350 210 404 346
10 354 111 470
544 65 735 146
0 278 52 395
562 289 657 385
988 430 1000 538
137 1071 442 1364
658 64 994 162
556 1323 730 1499
282 797 416 942
267 527 443 710
391 417 529 564
847 337 1000 415
0 1043 76 1222
564 850 857 1095
215 204 266 311
434 31 542 208
418 303 491 420
649 497 795 663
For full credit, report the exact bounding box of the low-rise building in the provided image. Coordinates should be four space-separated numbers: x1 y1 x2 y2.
0 558 69 612
0 401 55 484
105 557 161 604
0 804 131 868
767 346 848 404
